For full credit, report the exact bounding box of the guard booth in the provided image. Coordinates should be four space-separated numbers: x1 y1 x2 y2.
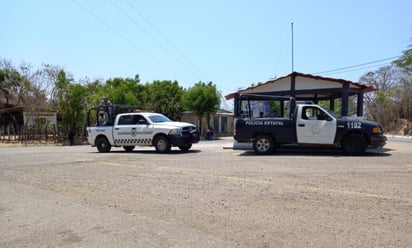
226 72 376 117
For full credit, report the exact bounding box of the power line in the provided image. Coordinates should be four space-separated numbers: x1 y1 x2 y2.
313 56 400 75
273 29 289 73
320 62 393 76
71 0 184 81
125 0 209 81
109 0 204 82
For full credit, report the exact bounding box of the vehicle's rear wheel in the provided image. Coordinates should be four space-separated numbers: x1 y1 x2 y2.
253 135 274 155
123 146 135 152
178 144 192 152
154 136 171 153
342 133 367 155
96 137 111 153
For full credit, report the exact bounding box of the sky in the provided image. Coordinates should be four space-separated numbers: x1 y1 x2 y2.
1 0 411 100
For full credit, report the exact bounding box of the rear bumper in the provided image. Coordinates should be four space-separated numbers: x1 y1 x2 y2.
169 131 200 146
234 134 252 143
369 134 387 148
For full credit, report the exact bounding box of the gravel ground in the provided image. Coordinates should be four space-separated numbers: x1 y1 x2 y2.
0 137 411 247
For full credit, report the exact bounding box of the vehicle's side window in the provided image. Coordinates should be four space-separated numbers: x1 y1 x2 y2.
316 109 328 120
302 107 317 120
118 115 135 125
302 107 329 121
240 101 250 118
135 115 147 125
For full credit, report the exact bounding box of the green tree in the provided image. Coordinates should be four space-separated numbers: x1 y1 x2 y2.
54 70 88 130
143 80 185 120
67 84 88 127
393 40 412 132
100 75 144 108
0 65 24 133
83 79 104 108
360 66 401 129
0 67 22 105
182 82 220 135
54 70 71 107
394 43 412 73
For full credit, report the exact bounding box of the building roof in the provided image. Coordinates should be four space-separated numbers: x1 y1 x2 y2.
0 106 24 113
225 72 375 100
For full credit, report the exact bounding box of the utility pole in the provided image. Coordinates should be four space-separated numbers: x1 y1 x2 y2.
291 22 294 72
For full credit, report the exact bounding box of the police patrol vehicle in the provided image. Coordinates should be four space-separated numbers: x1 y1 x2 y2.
86 105 199 153
233 94 387 155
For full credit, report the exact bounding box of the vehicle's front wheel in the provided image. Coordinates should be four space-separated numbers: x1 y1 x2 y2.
178 144 192 152
96 137 111 153
253 135 274 155
123 146 135 152
154 136 171 153
342 133 367 155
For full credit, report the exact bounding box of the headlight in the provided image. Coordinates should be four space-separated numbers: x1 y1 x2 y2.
169 128 182 135
372 126 382 134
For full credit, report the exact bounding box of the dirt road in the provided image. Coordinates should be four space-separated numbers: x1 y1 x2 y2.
1 138 411 247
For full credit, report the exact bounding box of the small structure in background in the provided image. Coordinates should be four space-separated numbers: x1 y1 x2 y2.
225 71 376 117
0 105 60 143
181 109 234 139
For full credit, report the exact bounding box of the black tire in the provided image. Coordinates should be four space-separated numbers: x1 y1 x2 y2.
96 136 111 153
253 135 274 155
178 144 192 152
342 133 367 155
154 136 171 153
123 146 135 152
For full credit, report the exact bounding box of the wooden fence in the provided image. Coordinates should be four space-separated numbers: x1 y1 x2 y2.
0 124 86 145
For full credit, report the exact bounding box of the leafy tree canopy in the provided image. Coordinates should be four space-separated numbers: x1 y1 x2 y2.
0 67 22 105
143 80 185 120
394 43 412 73
183 82 220 116
100 75 144 107
182 81 221 133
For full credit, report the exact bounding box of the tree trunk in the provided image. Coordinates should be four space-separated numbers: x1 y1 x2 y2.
197 114 203 136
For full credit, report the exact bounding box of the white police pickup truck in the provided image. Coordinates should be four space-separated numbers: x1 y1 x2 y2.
234 94 387 155
86 105 199 153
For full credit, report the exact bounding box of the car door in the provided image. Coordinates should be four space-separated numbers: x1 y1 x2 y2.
114 114 137 146
114 114 153 146
296 106 336 144
134 115 153 145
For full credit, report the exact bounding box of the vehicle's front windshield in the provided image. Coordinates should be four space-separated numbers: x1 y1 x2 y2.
148 114 172 123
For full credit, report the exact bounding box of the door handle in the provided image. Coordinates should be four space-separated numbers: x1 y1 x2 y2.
114 128 119 130
298 124 305 127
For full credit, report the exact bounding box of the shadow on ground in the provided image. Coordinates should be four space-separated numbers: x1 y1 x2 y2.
239 146 392 157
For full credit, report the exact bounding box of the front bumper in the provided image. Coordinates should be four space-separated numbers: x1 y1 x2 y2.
168 131 200 146
369 134 387 148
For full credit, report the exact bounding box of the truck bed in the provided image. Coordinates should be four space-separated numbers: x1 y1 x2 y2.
235 117 296 144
